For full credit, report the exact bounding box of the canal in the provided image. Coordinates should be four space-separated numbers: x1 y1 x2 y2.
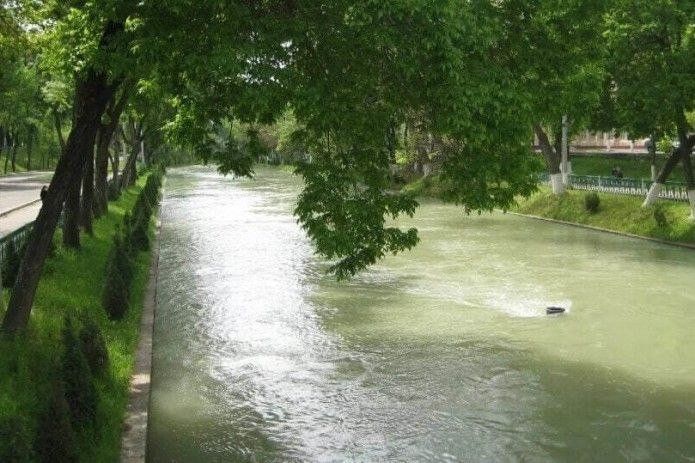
148 166 695 462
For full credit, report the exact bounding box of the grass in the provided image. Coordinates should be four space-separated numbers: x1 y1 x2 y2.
400 175 445 198
398 173 695 245
513 187 695 244
570 154 685 181
0 176 154 461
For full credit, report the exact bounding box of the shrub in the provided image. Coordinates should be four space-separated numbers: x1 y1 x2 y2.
61 317 97 427
133 192 152 222
143 172 162 207
35 383 77 463
114 230 133 279
129 210 150 252
102 235 131 320
584 192 600 213
653 204 668 227
2 238 23 288
79 317 109 377
0 414 34 462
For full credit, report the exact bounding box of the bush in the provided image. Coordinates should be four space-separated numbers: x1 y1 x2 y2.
113 230 133 279
61 317 97 427
35 383 77 463
102 234 131 320
2 238 23 288
653 204 668 227
143 172 162 206
134 191 152 221
79 318 109 377
129 210 150 252
584 192 600 213
0 414 34 462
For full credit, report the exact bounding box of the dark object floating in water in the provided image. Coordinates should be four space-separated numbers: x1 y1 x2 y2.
546 306 565 315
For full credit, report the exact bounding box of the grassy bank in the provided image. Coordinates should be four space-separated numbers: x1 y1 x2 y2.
398 174 695 245
0 176 154 461
570 154 685 181
513 188 695 244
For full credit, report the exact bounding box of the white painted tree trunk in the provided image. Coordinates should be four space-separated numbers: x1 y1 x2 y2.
651 165 657 182
422 163 432 177
550 173 565 194
642 182 663 207
688 190 695 220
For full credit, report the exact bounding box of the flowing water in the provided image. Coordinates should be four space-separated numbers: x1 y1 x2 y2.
148 166 695 462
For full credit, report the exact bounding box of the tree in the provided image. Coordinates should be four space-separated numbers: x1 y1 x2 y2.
93 84 130 217
3 0 553 333
3 18 121 332
603 0 695 215
498 0 607 194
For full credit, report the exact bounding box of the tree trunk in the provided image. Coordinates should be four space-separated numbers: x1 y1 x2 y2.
62 155 84 248
112 137 121 181
646 111 695 208
533 123 563 194
561 115 569 185
3 132 9 173
684 146 695 219
120 121 139 189
10 133 18 172
94 127 111 216
80 147 95 234
94 86 129 216
642 147 682 207
647 135 657 181
54 111 66 153
120 148 137 188
2 68 118 335
27 132 33 170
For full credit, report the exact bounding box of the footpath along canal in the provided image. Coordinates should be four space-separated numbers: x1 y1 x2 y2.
148 166 695 462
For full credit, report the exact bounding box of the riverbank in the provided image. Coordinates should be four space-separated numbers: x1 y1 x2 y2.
0 177 154 461
513 187 695 244
400 176 695 245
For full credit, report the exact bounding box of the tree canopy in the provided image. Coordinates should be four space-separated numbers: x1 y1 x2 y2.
2 0 694 332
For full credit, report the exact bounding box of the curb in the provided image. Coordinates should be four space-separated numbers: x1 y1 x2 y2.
0 199 41 218
507 211 695 251
120 216 161 462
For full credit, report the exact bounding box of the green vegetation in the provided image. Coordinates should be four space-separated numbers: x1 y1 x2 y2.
1 0 694 330
513 188 695 244
570 155 685 181
0 176 154 461
400 176 445 200
399 175 695 245
583 192 600 213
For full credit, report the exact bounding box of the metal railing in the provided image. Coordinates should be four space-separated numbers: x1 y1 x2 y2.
538 173 689 201
0 177 119 263
0 222 34 263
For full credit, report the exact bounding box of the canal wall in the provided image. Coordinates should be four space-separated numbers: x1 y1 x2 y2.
120 202 163 462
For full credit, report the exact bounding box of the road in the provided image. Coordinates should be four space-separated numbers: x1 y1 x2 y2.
0 172 52 237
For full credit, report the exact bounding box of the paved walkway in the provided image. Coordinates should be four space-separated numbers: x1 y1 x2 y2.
0 171 52 237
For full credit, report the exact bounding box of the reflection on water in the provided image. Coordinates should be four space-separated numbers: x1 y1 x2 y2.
148 166 695 462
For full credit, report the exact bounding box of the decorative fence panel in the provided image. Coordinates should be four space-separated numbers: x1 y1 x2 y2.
537 173 689 202
1 177 119 263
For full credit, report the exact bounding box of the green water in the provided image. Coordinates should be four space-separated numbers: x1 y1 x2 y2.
148 166 695 462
